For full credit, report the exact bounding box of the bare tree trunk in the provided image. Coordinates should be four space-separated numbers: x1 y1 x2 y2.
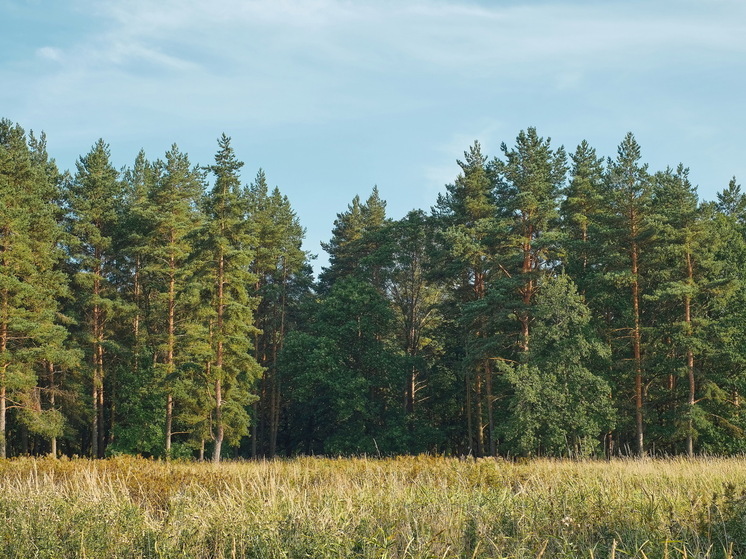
252 278 262 459
92 298 99 459
269 340 278 458
165 252 176 457
519 226 534 353
165 393 173 457
251 402 258 458
97 361 105 456
92 258 106 458
685 251 695 458
0 383 6 459
475 370 484 457
48 361 57 457
1 306 7 459
465 371 474 455
631 238 644 457
486 360 496 456
212 250 225 464
213 377 223 463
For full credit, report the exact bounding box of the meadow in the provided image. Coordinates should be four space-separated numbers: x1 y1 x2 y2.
1 455 745 558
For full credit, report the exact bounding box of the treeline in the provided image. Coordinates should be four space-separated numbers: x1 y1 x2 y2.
1 119 745 459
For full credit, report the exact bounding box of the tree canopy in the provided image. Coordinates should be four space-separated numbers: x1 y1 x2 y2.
1 117 745 458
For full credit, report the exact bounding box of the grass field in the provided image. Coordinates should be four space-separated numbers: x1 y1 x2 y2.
1 455 746 558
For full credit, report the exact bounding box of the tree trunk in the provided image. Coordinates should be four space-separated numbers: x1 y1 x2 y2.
631 238 644 457
212 250 225 464
519 224 534 353
0 383 6 459
92 310 99 459
475 369 484 457
1 308 7 459
465 371 474 455
92 259 106 458
213 377 223 463
165 393 173 457
251 402 258 458
166 252 176 456
486 359 496 456
48 361 57 458
685 251 695 458
252 277 263 459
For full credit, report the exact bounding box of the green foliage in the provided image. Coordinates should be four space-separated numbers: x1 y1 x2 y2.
0 119 75 457
194 134 263 461
282 278 407 455
503 275 614 456
2 115 746 460
319 186 389 290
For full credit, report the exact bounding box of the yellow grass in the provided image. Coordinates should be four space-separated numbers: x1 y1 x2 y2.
1 455 745 558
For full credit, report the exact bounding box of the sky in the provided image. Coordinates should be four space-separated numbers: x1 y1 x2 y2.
2 0 746 272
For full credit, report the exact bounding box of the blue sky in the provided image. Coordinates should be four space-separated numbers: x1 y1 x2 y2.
3 0 745 271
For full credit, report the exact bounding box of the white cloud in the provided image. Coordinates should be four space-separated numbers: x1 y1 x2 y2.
36 47 63 62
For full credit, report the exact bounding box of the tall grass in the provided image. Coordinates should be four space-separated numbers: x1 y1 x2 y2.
1 455 745 558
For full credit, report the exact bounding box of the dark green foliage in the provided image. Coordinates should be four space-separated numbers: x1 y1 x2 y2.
319 186 389 291
282 278 407 455
503 275 614 456
194 135 263 461
2 115 746 459
0 120 77 458
245 169 308 458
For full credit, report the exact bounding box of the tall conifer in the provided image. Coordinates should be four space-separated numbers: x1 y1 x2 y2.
196 135 261 462
0 121 73 457
65 139 124 458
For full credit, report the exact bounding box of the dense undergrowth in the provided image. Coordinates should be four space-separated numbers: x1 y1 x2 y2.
1 455 746 558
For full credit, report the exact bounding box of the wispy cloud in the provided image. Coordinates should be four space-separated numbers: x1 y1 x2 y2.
62 0 746 78
36 47 63 62
4 0 745 208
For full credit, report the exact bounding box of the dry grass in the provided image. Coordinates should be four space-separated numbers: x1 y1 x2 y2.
1 455 745 558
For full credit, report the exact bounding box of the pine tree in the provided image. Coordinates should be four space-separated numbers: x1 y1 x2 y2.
319 186 388 291
65 139 125 457
716 177 746 223
143 145 205 456
561 140 606 296
491 127 568 354
369 211 446 450
601 133 653 456
110 150 162 455
432 141 499 456
0 120 75 457
246 170 307 457
196 134 262 462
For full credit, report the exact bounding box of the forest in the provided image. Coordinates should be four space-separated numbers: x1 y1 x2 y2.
1 117 745 461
